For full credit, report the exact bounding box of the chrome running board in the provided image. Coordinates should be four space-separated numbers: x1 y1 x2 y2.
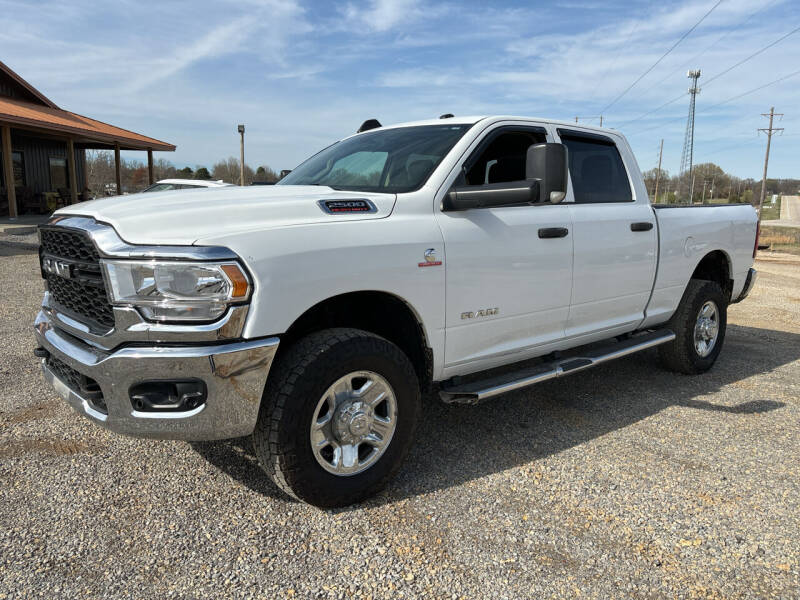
439 329 675 404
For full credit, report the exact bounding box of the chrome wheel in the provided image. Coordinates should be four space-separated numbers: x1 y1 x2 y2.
310 371 397 476
693 300 719 357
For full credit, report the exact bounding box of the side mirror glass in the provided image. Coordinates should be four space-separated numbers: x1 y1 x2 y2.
526 143 568 203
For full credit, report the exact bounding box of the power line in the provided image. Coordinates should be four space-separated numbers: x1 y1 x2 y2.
595 20 642 92
618 91 686 128
703 24 800 87
617 23 800 128
646 0 778 95
599 0 723 114
625 68 800 137
704 68 800 112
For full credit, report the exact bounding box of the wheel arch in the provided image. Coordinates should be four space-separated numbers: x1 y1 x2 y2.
276 291 433 392
690 249 733 300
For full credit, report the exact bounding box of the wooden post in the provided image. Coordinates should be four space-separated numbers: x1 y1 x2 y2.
147 149 154 185
82 149 88 197
66 138 78 204
114 142 121 196
1 125 17 218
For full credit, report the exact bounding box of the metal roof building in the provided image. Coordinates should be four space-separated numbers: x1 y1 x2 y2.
0 60 175 217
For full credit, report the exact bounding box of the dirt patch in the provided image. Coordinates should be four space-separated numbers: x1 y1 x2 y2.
2 401 60 425
0 438 101 459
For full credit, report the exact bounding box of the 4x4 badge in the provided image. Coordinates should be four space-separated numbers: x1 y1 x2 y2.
418 248 442 267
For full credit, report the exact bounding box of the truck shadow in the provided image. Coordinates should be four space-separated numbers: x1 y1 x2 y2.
190 323 798 505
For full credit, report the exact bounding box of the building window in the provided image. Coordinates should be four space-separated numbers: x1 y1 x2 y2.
12 151 25 186
49 156 68 190
0 150 25 188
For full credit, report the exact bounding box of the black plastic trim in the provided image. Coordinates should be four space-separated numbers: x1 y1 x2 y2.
538 227 569 239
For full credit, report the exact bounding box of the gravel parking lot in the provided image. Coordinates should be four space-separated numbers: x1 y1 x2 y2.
1 244 798 599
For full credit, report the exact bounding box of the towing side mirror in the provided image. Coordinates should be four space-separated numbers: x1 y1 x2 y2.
526 143 568 203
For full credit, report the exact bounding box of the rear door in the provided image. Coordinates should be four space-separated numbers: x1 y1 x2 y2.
556 129 657 338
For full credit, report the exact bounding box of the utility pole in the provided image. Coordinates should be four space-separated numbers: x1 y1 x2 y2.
574 116 603 126
654 139 664 203
238 124 246 186
710 175 715 202
701 179 707 204
757 107 783 215
690 172 696 204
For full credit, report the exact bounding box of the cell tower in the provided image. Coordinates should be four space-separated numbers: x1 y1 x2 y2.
679 70 701 199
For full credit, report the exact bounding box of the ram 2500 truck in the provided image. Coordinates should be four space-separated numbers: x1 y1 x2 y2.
33 116 759 507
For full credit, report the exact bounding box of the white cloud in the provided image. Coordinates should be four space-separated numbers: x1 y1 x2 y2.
341 0 424 32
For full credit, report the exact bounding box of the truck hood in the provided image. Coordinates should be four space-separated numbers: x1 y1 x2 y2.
56 185 397 245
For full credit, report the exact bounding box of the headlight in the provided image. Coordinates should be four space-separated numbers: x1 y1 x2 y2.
103 260 250 322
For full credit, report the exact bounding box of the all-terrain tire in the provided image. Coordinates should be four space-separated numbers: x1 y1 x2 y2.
659 279 727 374
252 328 420 507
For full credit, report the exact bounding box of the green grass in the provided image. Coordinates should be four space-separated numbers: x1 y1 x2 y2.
759 198 782 221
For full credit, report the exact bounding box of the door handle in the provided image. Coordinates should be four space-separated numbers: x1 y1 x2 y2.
538 227 569 239
630 222 654 232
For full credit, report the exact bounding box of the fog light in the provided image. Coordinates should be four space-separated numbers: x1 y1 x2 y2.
129 380 207 413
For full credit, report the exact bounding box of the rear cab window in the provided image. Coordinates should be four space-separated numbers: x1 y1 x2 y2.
557 130 633 203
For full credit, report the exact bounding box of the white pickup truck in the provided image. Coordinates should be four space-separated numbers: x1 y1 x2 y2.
33 116 759 507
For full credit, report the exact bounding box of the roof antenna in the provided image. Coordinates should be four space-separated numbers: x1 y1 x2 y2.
357 119 382 133
439 113 454 119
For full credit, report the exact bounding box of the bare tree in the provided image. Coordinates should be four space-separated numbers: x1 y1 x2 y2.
213 157 255 185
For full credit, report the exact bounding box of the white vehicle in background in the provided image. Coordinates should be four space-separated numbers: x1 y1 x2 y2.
34 115 759 507
141 179 233 192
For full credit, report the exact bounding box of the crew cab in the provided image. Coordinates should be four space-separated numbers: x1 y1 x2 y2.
33 116 759 507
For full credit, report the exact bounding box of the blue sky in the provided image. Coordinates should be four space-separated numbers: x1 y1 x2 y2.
2 0 798 179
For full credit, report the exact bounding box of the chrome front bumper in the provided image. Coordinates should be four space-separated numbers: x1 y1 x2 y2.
34 310 279 440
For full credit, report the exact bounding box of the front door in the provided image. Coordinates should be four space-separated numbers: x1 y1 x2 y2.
436 125 574 372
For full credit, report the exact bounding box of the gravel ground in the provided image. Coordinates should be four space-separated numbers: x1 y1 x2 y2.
1 245 798 599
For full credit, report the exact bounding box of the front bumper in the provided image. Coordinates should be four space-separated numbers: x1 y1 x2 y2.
34 310 279 440
731 268 758 303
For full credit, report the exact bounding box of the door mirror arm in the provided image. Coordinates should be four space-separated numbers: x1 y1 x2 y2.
443 180 539 211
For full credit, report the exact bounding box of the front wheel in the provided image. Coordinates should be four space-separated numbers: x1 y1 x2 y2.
659 279 727 374
252 328 420 507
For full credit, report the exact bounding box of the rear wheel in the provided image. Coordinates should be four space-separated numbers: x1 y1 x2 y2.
659 279 727 374
252 328 420 507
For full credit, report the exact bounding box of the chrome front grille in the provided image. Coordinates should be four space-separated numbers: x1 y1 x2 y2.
39 227 115 330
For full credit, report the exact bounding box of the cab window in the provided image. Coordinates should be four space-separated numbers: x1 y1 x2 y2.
558 132 633 203
462 128 547 186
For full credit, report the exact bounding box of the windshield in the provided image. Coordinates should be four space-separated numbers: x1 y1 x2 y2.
278 124 472 193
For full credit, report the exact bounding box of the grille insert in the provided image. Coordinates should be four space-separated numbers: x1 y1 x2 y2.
40 227 115 330
45 355 107 414
40 227 101 262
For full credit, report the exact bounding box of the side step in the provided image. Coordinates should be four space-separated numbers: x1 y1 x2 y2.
439 329 675 404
